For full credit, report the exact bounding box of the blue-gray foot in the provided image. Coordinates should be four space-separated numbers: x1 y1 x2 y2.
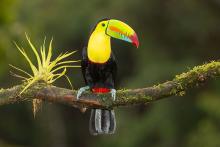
110 89 116 101
76 86 90 100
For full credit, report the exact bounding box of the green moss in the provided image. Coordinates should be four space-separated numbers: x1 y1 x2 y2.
157 83 165 90
97 88 153 108
0 88 4 93
142 95 153 101
170 88 178 95
174 61 220 93
179 91 186 96
175 61 220 82
170 62 210 96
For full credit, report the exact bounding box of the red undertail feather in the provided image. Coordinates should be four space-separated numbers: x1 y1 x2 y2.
92 88 110 93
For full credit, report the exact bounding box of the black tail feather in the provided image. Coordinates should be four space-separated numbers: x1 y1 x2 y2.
89 109 97 135
89 109 116 135
108 110 116 134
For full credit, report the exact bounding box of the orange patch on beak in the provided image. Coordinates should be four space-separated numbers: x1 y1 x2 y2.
109 26 125 36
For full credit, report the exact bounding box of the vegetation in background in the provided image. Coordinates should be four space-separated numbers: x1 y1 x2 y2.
0 0 220 147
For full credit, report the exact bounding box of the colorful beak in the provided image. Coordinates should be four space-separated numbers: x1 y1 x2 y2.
106 19 139 48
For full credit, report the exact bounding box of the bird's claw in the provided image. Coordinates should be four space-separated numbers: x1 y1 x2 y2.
110 89 116 101
76 86 90 100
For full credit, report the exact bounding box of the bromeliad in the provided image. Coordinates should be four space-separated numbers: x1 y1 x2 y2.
77 18 139 135
12 34 79 117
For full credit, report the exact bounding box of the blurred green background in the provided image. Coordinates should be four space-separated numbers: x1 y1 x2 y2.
1 0 220 146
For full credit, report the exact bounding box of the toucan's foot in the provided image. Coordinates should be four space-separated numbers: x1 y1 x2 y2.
110 89 116 101
76 86 90 100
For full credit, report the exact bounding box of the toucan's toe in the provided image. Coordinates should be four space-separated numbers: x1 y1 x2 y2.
76 86 90 100
110 89 116 101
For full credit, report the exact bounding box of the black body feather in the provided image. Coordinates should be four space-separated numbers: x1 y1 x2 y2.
81 47 117 135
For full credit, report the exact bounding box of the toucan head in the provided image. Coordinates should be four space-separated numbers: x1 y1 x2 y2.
92 18 139 48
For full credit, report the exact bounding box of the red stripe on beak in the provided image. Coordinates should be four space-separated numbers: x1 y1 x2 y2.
130 33 139 48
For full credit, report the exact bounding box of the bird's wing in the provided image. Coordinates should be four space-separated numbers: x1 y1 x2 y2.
81 47 89 85
109 52 117 86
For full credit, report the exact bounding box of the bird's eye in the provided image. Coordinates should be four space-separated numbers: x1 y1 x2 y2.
102 23 105 27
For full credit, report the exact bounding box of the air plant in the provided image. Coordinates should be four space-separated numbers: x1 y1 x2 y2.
11 34 80 116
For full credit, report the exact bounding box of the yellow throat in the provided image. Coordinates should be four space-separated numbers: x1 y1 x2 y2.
87 30 111 63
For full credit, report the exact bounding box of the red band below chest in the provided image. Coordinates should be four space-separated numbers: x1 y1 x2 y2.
92 88 110 93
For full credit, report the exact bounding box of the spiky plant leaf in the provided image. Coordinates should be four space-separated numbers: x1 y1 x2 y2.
11 35 80 117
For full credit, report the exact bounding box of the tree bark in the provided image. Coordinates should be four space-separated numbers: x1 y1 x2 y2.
0 61 219 110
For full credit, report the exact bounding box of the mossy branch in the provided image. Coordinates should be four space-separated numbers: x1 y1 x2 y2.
0 61 220 109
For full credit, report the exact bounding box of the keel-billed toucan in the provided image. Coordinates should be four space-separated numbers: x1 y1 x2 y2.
77 18 139 135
